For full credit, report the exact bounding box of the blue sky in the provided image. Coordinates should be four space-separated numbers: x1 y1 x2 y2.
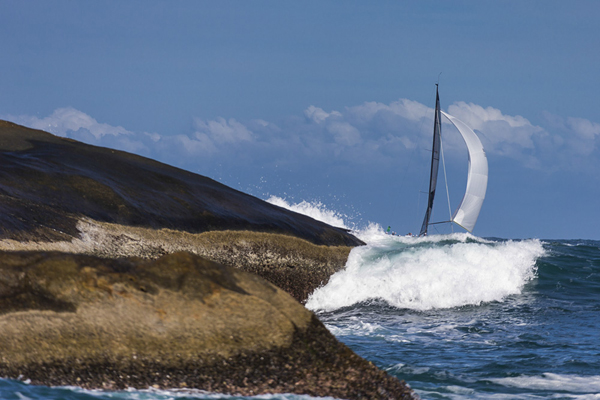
1 1 599 239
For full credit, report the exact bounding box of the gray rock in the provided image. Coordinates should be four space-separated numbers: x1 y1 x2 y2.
0 120 363 247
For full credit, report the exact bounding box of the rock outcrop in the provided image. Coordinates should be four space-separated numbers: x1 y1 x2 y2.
0 120 362 247
0 251 415 399
0 219 352 303
0 120 417 398
0 120 363 302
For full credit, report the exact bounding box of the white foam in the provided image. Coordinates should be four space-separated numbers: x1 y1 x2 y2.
444 385 476 395
263 197 547 312
489 373 600 394
15 392 33 400
306 235 545 311
68 385 334 399
265 196 350 229
349 221 495 247
324 318 383 337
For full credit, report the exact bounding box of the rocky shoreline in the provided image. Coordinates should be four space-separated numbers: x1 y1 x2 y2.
0 120 416 399
4 317 412 399
0 219 353 303
0 251 414 399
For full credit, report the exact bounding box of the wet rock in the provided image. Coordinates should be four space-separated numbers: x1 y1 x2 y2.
0 251 415 399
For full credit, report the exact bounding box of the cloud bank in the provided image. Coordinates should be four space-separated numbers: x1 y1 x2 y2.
4 99 599 178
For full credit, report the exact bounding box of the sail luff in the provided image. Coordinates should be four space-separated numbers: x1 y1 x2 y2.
419 86 442 236
440 111 488 233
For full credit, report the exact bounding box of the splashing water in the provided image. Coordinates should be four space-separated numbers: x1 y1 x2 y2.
262 196 546 312
265 196 351 230
256 198 600 398
2 193 598 399
306 234 545 311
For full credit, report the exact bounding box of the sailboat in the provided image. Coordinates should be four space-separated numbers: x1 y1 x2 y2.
419 85 488 236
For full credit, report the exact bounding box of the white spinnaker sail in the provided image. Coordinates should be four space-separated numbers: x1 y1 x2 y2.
440 111 488 233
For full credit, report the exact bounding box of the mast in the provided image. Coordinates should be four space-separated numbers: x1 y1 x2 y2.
419 85 442 236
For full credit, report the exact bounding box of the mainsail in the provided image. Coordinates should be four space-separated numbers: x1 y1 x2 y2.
419 85 442 236
419 87 488 235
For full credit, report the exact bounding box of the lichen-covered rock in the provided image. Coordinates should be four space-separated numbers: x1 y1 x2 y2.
0 251 415 399
0 219 352 303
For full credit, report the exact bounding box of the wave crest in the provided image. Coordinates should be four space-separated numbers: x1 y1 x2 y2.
306 235 546 311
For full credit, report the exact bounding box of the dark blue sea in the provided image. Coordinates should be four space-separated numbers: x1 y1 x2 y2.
2 229 599 399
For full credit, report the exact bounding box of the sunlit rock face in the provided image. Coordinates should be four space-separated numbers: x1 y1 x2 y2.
0 251 415 399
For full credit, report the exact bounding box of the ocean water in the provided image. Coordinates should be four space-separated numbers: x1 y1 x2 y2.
2 199 600 399
307 232 600 399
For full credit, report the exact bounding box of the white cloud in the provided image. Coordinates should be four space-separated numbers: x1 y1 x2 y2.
193 117 253 145
146 132 161 142
7 107 132 139
390 99 433 122
327 121 362 146
175 134 216 155
567 117 600 140
542 112 600 160
3 99 599 175
563 117 599 156
304 106 342 124
448 102 532 130
348 99 432 123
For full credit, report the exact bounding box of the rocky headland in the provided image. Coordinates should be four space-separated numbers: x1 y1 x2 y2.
0 120 360 302
0 120 416 399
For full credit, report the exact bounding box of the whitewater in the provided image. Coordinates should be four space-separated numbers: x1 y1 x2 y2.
3 197 600 399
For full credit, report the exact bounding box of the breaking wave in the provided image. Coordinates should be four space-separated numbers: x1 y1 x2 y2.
261 197 546 312
306 233 545 312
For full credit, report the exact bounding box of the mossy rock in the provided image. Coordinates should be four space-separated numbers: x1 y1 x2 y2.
0 220 353 303
0 250 414 399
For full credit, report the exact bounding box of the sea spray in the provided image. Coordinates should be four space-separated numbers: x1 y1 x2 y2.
265 196 351 229
260 197 547 312
306 235 546 311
